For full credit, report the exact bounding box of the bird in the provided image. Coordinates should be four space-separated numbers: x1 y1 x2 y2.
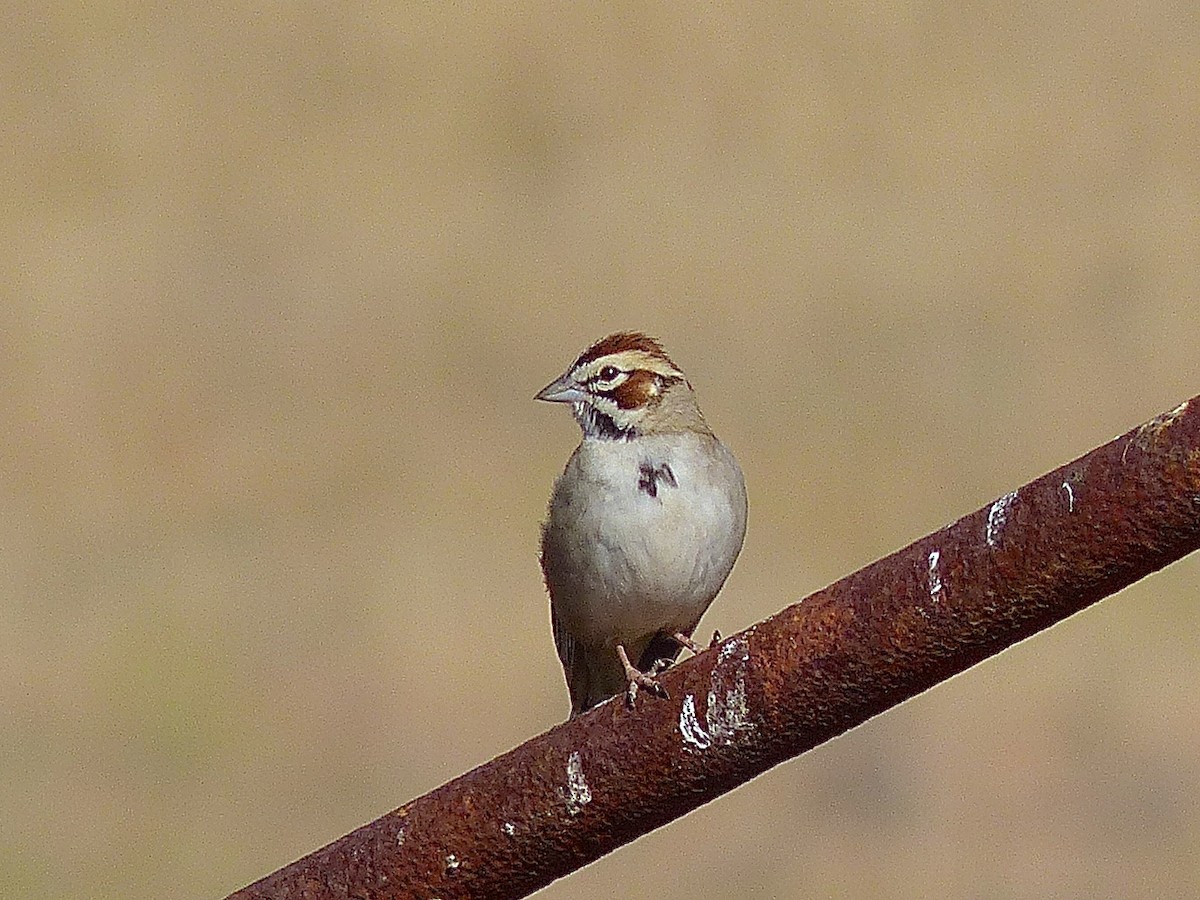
536 332 747 717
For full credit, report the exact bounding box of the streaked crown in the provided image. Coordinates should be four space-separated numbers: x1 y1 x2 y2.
536 332 709 439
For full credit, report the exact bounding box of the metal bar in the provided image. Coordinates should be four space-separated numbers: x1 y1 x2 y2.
227 395 1200 900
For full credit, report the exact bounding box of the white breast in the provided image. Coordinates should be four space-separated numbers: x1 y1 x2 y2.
542 430 747 649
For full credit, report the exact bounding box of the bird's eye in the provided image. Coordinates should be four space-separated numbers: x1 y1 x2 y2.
599 365 619 381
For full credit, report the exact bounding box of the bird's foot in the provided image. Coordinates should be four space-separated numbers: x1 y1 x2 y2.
671 630 723 655
670 631 704 655
617 643 669 710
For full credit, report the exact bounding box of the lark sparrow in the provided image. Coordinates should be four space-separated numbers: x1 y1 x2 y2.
536 332 747 717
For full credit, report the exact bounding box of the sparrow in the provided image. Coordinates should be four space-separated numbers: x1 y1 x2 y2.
537 332 747 717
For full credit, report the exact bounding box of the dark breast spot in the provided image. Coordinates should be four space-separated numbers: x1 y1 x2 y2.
637 462 677 499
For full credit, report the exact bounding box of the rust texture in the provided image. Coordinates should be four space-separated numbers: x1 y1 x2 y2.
227 396 1200 900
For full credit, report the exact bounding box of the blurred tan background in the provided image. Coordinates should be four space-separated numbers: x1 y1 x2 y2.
3 3 1199 898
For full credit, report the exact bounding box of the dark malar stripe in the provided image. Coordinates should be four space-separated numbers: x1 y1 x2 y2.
581 404 638 441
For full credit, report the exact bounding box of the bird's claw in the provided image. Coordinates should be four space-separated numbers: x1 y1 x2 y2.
616 642 671 710
625 671 670 709
670 631 704 655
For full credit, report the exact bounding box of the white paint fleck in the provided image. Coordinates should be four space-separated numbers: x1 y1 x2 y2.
986 490 1018 547
502 822 516 836
1062 481 1075 513
709 635 753 742
444 853 460 872
678 634 754 752
396 826 405 846
927 549 943 604
563 750 591 815
679 693 711 751
718 637 743 663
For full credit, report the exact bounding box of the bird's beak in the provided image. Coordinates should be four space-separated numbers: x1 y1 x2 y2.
535 373 586 404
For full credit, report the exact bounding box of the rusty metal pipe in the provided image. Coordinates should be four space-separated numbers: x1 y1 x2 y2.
227 396 1200 899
